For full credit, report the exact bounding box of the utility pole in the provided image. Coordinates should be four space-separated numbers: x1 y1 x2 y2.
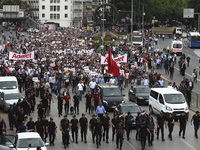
131 0 133 48
142 3 145 31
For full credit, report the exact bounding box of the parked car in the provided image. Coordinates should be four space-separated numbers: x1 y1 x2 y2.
128 86 150 105
114 102 142 128
0 132 49 150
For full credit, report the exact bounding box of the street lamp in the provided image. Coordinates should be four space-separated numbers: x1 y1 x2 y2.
131 0 133 48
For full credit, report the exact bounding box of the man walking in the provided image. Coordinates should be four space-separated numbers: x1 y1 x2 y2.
178 112 187 139
89 114 97 143
102 112 110 143
48 117 57 146
125 112 133 141
166 114 174 140
79 113 88 143
93 117 104 148
156 112 165 141
191 111 200 139
70 115 79 143
116 121 125 150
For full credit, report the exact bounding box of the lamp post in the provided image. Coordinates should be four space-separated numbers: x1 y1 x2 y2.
142 3 145 31
131 0 133 49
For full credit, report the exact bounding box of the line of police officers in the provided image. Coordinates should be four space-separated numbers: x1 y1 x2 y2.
25 110 200 150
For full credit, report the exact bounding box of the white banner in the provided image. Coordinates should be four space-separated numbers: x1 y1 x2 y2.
9 51 34 60
101 54 127 64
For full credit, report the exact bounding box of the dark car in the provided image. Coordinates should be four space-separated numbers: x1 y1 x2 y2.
97 84 125 111
114 102 142 128
128 86 150 105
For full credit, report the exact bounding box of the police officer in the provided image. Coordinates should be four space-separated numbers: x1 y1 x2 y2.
191 111 200 139
57 93 63 117
156 112 165 141
125 112 133 141
41 116 49 142
48 117 57 146
62 119 70 148
79 113 88 143
89 114 97 143
70 115 79 143
178 112 187 139
93 117 104 148
85 91 92 114
102 112 110 143
111 114 120 141
116 121 125 150
139 120 151 150
60 115 69 145
147 117 155 146
26 117 35 132
35 117 44 140
166 114 174 140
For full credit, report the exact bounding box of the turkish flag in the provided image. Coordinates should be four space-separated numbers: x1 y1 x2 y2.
107 47 120 77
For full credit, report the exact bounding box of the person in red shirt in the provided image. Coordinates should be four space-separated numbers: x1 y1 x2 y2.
63 89 71 114
93 91 100 110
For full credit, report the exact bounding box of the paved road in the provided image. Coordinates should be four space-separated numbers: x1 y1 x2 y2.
0 84 198 150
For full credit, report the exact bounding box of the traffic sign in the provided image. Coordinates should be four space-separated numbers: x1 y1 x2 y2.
183 8 194 18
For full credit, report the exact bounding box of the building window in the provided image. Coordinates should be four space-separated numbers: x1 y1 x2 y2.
57 0 60 3
65 6 68 10
42 13 45 18
57 14 60 19
42 5 45 9
54 6 56 11
54 0 56 3
65 14 68 18
50 0 53 3
50 14 53 19
57 6 60 11
50 6 53 11
54 14 56 19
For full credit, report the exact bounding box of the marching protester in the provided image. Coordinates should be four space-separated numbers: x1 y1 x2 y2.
191 111 200 139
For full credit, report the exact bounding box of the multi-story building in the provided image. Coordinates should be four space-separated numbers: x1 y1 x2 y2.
29 0 39 20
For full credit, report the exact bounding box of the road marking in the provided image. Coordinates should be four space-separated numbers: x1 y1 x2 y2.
125 140 137 150
180 139 197 150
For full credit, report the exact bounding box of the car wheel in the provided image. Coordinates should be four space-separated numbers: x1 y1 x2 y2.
149 106 154 115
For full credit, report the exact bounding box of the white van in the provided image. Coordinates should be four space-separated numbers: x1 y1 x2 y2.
0 76 19 93
149 88 189 118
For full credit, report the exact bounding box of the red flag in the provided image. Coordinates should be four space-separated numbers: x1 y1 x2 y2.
107 47 120 77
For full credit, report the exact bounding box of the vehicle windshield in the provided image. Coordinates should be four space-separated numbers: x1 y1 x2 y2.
18 138 44 148
122 106 141 113
136 87 149 93
103 88 121 96
0 81 17 89
191 36 200 41
164 94 185 104
4 93 21 100
173 44 182 48
132 36 143 42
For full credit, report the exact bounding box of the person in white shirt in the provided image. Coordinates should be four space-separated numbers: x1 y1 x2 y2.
89 79 97 95
158 78 164 87
109 77 115 84
143 77 149 87
167 82 173 89
77 81 84 101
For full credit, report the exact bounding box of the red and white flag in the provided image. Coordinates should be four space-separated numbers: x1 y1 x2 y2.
107 47 120 77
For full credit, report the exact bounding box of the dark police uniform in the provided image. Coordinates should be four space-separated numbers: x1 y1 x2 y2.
94 118 103 148
89 116 97 143
48 118 57 146
116 122 124 150
79 114 88 143
70 116 79 143
179 113 187 139
102 114 110 143
191 112 200 138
